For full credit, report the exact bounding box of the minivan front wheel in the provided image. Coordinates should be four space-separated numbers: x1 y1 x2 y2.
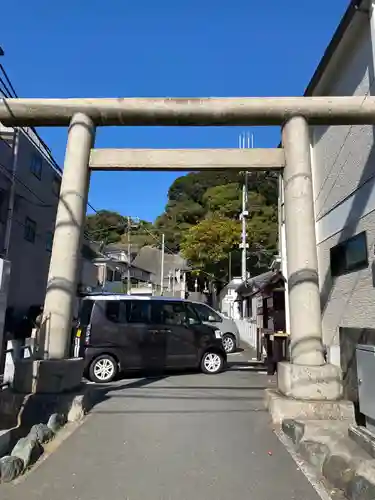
89 354 118 383
222 333 236 354
201 351 225 375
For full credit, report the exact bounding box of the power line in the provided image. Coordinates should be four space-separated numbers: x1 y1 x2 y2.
0 160 54 208
0 62 62 175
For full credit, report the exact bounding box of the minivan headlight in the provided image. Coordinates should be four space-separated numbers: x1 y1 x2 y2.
214 329 223 339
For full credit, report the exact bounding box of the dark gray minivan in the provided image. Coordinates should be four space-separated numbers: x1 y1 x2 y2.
73 294 227 383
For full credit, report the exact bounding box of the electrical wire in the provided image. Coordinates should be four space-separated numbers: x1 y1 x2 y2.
0 160 54 208
0 62 62 175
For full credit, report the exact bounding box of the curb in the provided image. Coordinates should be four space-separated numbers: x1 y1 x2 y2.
0 383 97 483
281 419 375 500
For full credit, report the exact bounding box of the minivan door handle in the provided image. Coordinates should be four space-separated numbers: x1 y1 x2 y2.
148 329 159 334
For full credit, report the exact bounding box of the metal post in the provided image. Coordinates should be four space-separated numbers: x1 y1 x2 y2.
160 233 165 295
282 116 325 366
4 128 19 257
42 113 95 359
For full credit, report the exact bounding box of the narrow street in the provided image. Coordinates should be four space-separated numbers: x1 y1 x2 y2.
3 351 321 500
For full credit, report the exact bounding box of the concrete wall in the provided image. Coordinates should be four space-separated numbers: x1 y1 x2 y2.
310 10 375 348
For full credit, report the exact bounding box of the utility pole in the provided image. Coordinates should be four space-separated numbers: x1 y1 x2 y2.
160 233 165 295
228 252 232 282
127 216 131 295
240 176 248 283
239 132 253 317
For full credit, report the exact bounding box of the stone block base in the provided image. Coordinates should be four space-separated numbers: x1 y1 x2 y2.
12 358 84 394
265 389 355 425
277 361 343 400
0 383 98 455
280 418 375 500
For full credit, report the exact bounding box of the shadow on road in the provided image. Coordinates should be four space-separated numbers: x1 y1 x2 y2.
83 363 272 417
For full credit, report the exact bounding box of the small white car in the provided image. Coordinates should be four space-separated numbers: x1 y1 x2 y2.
189 301 240 354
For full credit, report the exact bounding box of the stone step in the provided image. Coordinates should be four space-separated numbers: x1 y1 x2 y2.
265 388 355 425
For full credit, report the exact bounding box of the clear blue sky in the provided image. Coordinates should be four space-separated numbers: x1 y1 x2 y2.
2 0 348 222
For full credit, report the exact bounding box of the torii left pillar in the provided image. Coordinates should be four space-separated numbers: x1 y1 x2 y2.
13 113 95 393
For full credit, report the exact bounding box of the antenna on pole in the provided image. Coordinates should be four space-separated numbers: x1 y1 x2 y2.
160 233 165 295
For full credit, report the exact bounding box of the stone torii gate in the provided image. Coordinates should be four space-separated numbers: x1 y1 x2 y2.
0 96 368 420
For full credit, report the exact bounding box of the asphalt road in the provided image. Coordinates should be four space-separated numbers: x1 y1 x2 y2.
3 352 321 500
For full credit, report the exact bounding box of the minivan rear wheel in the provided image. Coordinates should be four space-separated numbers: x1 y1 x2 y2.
201 351 225 375
222 333 236 354
89 354 118 383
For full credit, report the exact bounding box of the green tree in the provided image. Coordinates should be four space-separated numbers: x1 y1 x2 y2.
85 210 126 244
155 200 205 251
202 183 241 218
85 211 156 250
168 171 241 205
180 216 241 276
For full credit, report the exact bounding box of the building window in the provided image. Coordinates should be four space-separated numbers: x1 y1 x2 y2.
52 174 61 196
24 217 36 243
330 231 368 277
46 231 54 252
30 155 42 179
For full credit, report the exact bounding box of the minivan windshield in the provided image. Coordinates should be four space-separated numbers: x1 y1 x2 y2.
193 303 221 322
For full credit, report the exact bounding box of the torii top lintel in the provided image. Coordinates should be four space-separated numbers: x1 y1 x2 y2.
1 97 375 127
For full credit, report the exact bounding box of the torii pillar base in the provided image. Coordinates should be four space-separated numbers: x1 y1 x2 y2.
266 362 355 426
12 358 84 394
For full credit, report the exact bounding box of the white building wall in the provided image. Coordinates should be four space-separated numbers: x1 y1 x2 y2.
310 7 375 348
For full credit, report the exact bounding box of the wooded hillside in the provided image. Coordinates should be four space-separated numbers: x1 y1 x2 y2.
85 170 278 283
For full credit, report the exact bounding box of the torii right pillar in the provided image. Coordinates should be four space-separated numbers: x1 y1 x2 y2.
266 115 354 424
